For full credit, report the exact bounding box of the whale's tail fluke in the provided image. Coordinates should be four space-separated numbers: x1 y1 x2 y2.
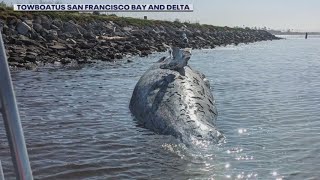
162 43 173 57
184 48 192 54
172 47 182 60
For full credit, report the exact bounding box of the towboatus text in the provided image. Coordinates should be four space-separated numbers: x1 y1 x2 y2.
13 4 194 12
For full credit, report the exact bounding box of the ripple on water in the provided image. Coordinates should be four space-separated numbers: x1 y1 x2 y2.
1 38 320 179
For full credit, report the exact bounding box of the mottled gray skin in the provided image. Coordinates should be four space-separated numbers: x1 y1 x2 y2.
130 48 224 144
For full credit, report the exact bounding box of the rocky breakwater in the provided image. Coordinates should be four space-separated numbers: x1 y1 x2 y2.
0 10 280 70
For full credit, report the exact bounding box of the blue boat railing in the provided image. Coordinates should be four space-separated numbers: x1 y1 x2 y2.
0 31 34 179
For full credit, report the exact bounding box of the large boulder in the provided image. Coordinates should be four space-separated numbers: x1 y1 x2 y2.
32 23 43 32
16 22 31 35
24 20 33 27
63 21 87 36
40 15 52 29
46 30 58 40
52 19 63 29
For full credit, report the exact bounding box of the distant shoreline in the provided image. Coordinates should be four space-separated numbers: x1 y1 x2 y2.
268 31 320 36
0 6 280 70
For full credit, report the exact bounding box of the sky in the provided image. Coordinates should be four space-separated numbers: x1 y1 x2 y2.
4 0 320 32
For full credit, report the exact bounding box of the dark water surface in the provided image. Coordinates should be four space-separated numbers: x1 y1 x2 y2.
1 36 320 179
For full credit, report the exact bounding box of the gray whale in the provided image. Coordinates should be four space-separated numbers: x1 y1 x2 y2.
129 48 224 144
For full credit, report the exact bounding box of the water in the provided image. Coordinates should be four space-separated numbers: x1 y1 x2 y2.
1 36 320 179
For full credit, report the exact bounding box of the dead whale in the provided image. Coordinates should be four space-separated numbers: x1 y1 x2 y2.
129 47 224 144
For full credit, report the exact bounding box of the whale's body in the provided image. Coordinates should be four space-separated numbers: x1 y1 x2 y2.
129 48 224 144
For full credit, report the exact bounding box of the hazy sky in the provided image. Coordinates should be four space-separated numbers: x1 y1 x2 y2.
4 0 320 32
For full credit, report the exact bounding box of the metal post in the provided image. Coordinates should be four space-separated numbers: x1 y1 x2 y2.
0 161 4 180
0 32 33 179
